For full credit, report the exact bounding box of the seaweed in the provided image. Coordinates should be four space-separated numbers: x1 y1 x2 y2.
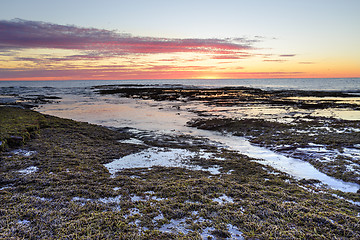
188 117 360 185
1 107 359 239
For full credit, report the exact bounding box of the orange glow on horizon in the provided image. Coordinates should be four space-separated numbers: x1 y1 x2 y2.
1 19 360 81
1 70 359 81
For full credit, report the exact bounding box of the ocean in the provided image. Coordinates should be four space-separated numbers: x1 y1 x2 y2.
1 77 360 91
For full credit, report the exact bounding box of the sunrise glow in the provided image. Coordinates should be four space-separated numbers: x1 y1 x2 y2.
1 1 359 81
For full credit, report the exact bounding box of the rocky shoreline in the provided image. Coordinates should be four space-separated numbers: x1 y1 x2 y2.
188 117 360 185
1 106 360 239
96 85 360 185
94 85 360 110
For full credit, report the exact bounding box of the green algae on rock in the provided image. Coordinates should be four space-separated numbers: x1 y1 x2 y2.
1 107 359 239
188 117 360 185
0 107 45 150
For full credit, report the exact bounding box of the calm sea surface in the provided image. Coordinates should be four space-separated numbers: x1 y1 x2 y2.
0 78 360 91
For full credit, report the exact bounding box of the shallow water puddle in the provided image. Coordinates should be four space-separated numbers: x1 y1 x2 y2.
118 138 145 145
298 145 360 160
36 89 360 193
191 129 360 193
104 147 222 176
17 220 31 226
227 224 245 239
158 218 190 235
12 149 37 157
212 194 234 205
98 195 122 204
155 214 244 239
71 196 93 205
295 145 360 174
18 166 38 174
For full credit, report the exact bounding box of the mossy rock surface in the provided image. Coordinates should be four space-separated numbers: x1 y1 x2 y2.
188 117 360 184
0 107 44 150
0 107 359 239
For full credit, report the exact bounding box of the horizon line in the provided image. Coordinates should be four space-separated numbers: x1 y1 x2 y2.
1 76 360 82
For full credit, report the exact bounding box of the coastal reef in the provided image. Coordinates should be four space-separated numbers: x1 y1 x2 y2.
95 85 360 186
188 117 360 185
1 106 359 239
94 85 360 110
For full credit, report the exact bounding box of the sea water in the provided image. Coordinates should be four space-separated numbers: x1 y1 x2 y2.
0 78 360 91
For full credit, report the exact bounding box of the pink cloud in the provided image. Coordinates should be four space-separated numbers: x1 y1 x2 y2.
211 54 251 60
0 19 255 58
144 65 215 71
0 19 309 80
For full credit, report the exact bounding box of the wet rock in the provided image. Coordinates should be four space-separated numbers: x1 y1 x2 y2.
299 178 322 184
211 229 231 238
7 136 24 147
94 85 360 110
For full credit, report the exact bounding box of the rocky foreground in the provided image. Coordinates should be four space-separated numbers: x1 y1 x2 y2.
0 106 359 239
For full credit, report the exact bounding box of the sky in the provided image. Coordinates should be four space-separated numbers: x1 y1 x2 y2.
0 0 359 80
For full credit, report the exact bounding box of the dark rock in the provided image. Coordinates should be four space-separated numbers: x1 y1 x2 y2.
7 136 24 147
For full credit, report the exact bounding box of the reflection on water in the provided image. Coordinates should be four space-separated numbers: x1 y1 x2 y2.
1 81 360 192
193 130 359 193
38 95 196 133
105 147 221 177
284 96 360 105
36 92 360 192
312 108 360 120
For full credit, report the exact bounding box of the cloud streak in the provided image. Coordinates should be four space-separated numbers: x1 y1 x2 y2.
263 59 286 62
0 19 313 80
0 67 304 81
0 19 255 57
279 54 296 57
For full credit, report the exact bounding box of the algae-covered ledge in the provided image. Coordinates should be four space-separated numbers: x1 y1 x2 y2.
187 117 360 186
1 106 359 239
